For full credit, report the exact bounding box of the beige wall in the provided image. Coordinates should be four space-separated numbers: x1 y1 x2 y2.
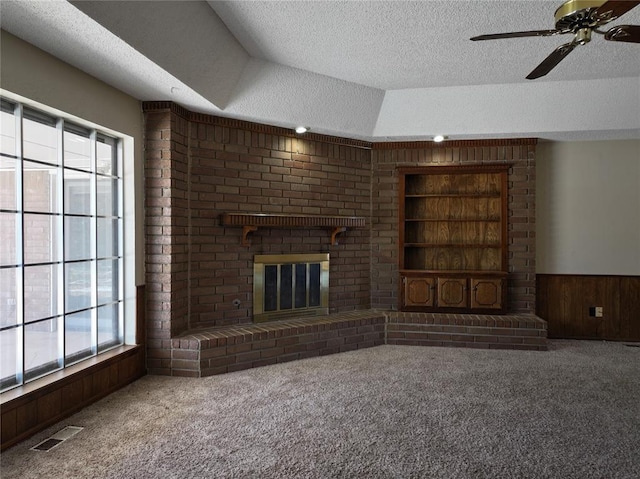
1 30 145 286
537 139 640 275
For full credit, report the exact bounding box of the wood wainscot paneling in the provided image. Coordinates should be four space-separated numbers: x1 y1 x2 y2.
0 286 147 451
536 275 640 341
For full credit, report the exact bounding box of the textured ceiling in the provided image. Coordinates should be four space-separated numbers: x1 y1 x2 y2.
1 0 639 142
210 0 640 89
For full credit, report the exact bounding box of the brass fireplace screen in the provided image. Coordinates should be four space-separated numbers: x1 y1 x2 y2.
253 254 329 322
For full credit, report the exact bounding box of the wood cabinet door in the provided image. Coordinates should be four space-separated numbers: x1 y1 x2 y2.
403 276 435 307
437 278 468 308
470 278 503 309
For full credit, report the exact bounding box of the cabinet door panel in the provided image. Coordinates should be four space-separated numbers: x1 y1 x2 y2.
437 278 468 308
404 276 435 307
471 278 503 309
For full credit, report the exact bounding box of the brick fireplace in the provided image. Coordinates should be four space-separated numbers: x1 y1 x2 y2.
143 102 540 376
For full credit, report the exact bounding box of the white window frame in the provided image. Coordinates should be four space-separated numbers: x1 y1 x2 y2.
0 93 136 392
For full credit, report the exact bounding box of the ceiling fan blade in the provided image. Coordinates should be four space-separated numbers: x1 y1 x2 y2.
526 41 578 80
594 0 640 22
604 24 640 43
470 29 562 41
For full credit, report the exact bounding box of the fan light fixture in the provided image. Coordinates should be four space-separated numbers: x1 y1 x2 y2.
295 126 309 134
433 135 447 143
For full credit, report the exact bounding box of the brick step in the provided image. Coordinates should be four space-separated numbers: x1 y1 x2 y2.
163 311 547 377
168 310 387 377
387 312 548 351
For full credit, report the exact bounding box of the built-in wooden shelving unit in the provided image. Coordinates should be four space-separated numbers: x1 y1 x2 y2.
399 164 509 313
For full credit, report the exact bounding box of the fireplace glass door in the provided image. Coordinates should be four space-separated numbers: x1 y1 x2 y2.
254 254 329 322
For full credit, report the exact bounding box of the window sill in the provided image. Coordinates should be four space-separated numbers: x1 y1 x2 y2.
0 344 140 406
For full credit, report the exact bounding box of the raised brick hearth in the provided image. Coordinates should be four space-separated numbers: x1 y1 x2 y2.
168 311 547 377
386 312 547 350
170 311 386 377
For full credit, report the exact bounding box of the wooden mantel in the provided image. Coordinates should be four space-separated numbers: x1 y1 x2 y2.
220 213 366 246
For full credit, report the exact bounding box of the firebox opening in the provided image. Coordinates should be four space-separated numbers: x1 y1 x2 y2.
253 254 329 322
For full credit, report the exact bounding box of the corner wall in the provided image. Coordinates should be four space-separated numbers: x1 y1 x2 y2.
143 104 539 378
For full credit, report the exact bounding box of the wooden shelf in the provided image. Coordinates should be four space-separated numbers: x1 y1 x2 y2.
405 193 502 198
401 269 509 276
405 218 501 222
220 213 366 246
404 244 501 248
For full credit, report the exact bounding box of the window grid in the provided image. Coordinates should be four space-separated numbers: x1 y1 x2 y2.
0 98 124 391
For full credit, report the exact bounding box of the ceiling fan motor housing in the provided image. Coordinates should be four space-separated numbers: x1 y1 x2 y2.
554 0 614 31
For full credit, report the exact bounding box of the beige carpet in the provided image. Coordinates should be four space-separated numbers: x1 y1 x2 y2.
2 340 639 478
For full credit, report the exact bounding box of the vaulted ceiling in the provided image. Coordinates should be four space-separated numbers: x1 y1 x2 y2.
1 0 639 142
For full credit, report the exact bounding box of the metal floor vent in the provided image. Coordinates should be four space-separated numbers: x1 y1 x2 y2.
31 426 83 452
625 343 640 348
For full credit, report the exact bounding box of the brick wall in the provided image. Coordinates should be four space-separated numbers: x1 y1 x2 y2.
188 117 372 328
143 103 537 374
144 108 191 374
143 103 372 373
370 141 537 313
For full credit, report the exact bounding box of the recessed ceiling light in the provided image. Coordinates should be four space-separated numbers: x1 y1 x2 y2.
433 135 447 143
295 126 309 134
